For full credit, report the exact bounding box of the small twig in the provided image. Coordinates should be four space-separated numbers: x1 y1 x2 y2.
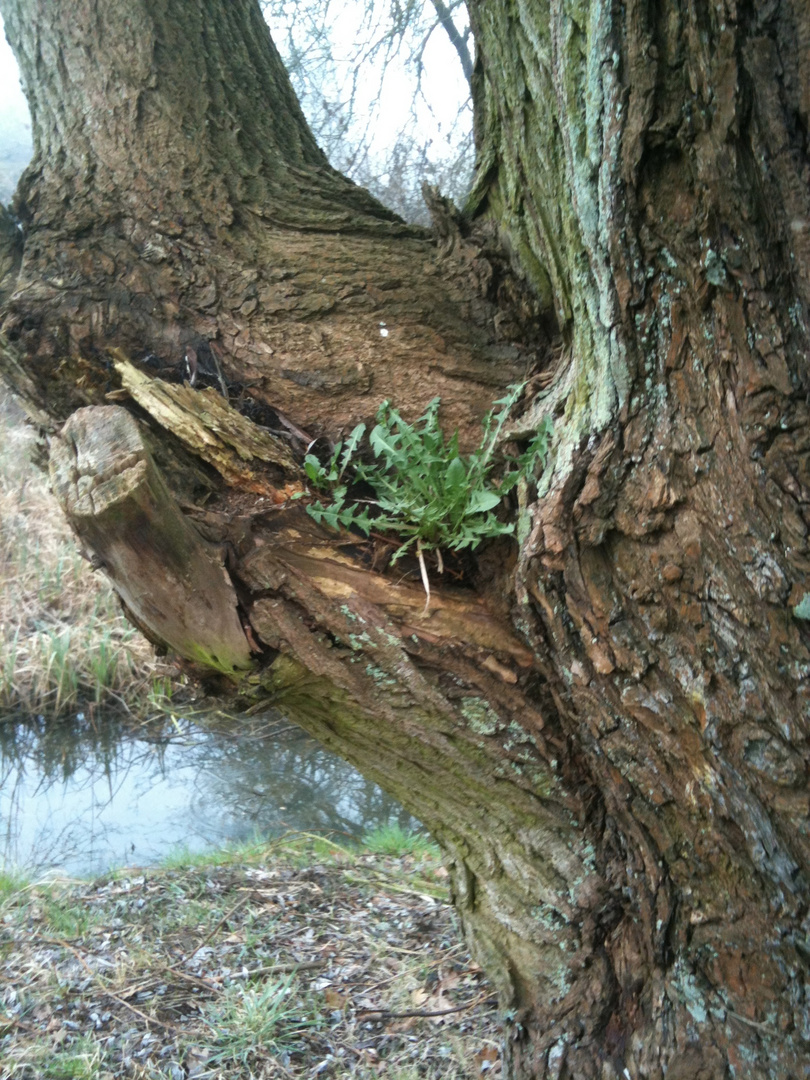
181 893 250 964
239 959 325 978
208 339 230 400
341 868 447 902
275 830 357 858
357 992 495 1020
163 967 220 993
726 1009 779 1036
242 695 281 715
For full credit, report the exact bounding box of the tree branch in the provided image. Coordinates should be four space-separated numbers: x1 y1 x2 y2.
429 0 472 86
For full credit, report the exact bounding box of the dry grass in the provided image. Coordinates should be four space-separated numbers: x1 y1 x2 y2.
0 392 172 719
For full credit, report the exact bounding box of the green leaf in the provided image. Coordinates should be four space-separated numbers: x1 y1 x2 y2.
498 469 521 495
350 508 373 535
302 388 550 560
370 424 402 460
465 489 502 515
444 457 467 495
304 456 323 484
338 423 366 478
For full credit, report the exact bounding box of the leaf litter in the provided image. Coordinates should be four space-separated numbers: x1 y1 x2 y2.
1 835 501 1078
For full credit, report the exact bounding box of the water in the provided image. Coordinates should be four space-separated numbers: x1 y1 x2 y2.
0 712 421 878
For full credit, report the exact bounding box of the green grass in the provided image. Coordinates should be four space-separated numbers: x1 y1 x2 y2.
203 975 312 1064
160 829 442 876
0 835 491 1079
32 1035 103 1079
362 823 439 857
0 867 28 899
159 834 271 871
40 890 100 938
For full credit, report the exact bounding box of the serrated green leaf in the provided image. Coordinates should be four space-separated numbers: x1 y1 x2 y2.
498 470 521 495
351 509 373 535
370 424 401 460
301 387 549 561
338 423 366 478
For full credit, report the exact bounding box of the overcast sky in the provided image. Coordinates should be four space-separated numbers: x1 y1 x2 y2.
0 16 27 114
0 16 32 131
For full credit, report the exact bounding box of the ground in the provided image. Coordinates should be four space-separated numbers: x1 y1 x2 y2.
0 834 500 1079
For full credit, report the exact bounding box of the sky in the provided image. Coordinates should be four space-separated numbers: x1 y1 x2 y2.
0 15 26 115
0 14 33 202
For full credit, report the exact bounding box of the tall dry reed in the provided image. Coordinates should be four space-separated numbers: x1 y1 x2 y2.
0 392 171 718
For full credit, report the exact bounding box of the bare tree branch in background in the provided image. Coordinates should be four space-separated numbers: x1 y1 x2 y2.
261 0 473 223
429 0 472 85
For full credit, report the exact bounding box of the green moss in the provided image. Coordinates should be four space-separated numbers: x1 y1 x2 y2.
183 641 253 676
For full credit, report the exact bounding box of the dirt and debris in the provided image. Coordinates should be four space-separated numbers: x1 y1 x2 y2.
1 836 501 1078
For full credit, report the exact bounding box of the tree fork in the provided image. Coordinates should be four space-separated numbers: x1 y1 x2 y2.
4 0 810 1076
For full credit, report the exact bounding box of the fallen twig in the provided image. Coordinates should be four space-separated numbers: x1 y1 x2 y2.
239 959 325 978
357 992 496 1020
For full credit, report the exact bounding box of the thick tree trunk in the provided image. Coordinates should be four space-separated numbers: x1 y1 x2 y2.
3 0 810 1077
464 2 810 1076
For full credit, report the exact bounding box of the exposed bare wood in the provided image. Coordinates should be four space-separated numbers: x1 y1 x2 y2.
49 405 253 675
240 530 534 668
113 354 298 490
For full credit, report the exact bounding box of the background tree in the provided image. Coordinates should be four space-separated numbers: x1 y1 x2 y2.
2 2 810 1078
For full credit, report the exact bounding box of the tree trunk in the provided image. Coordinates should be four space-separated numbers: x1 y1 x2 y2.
2 0 810 1076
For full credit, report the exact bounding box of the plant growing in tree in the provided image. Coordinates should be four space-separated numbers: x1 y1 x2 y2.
303 384 552 605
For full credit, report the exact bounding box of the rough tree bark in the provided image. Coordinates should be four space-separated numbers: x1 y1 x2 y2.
2 0 810 1076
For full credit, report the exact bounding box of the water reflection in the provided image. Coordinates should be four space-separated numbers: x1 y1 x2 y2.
0 712 420 878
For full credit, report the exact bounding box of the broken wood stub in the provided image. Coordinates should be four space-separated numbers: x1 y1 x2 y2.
49 405 253 675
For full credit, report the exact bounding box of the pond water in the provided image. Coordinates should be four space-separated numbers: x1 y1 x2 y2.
0 712 421 878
